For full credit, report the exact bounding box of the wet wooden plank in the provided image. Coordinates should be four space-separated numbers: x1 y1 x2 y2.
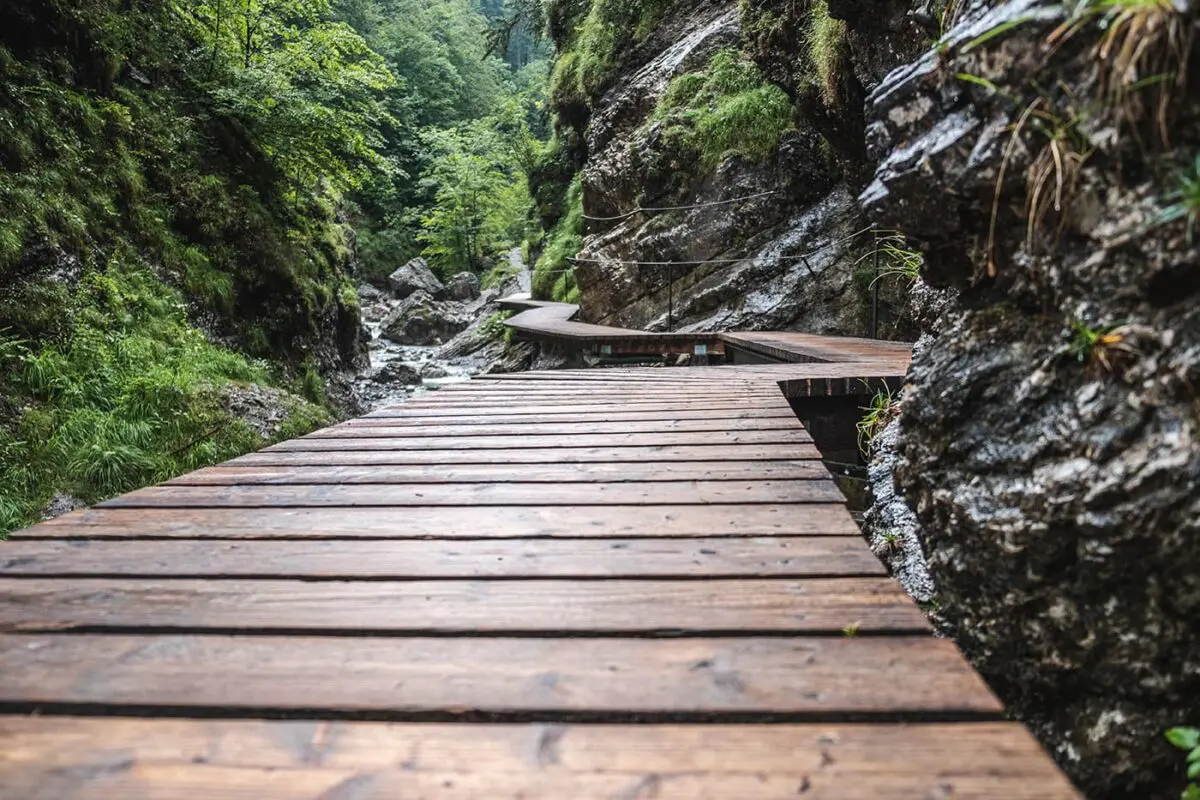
429 390 785 400
0 536 887 578
0 634 1003 716
0 578 927 634
266 430 814 452
20 504 861 538
0 717 1084 800
307 418 803 438
167 461 830 486
229 444 825 466
347 407 798 425
367 400 796 416
99 480 847 508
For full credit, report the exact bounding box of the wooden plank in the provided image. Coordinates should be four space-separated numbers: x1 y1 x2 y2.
99 480 847 508
167 461 831 486
0 536 887 578
21 504 861 538
228 444 826 466
430 390 784 399
348 407 799 425
366 400 795 417
308 418 803 438
266 430 815 452
0 578 928 634
437 384 780 393
0 634 1004 716
0 717 1085 800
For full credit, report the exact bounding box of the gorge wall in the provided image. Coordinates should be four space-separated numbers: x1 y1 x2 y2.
536 0 929 337
544 0 1200 796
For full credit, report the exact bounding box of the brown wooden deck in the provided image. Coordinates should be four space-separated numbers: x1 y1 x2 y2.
0 361 1081 798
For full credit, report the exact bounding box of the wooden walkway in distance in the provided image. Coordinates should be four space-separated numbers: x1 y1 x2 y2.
0 360 1081 797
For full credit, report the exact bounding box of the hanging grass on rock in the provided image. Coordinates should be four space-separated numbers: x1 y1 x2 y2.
532 176 584 301
649 48 794 170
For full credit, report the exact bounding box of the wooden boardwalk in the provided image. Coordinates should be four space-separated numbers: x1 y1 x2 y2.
0 359 1081 797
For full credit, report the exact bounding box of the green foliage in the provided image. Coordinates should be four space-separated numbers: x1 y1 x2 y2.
1153 154 1200 243
649 48 794 170
343 3 549 287
478 310 516 342
416 115 537 276
0 0 374 359
856 384 898 456
1067 319 1134 372
180 0 396 195
859 231 923 287
1166 727 1200 799
569 0 672 99
807 0 846 107
532 175 583 300
0 267 329 535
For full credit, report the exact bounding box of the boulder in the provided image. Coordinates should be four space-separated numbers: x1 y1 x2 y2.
445 271 481 301
387 258 444 300
420 363 449 379
357 282 385 304
372 361 421 386
380 291 472 346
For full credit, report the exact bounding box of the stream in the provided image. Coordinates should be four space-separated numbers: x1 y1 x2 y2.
352 248 529 411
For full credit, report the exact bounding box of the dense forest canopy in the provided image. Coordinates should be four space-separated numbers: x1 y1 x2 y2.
0 0 553 532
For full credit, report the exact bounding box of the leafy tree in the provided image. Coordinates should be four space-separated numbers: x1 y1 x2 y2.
416 120 533 275
181 0 395 195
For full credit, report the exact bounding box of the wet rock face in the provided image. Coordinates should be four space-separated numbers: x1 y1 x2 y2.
380 291 472 346
445 271 482 301
570 0 923 338
387 257 445 300
863 0 1200 794
372 361 421 386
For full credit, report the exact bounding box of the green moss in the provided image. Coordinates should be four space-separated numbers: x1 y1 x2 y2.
550 51 586 111
572 0 673 100
648 48 794 170
808 0 847 108
532 176 584 300
339 282 360 312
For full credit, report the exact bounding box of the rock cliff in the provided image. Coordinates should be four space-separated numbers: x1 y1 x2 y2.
861 0 1200 796
538 0 930 338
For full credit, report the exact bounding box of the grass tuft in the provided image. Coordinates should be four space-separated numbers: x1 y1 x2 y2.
856 384 899 456
650 48 794 170
807 0 847 107
1151 154 1200 243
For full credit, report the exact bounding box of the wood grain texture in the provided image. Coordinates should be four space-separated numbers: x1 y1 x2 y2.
367 399 796 415
0 337 1082 798
20 503 861 538
0 634 1003 716
100 480 847 508
0 578 927 634
0 717 1083 800
265 430 815 452
307 418 804 438
167 461 830 486
0 536 887 578
347 408 799 426
228 444 825 466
